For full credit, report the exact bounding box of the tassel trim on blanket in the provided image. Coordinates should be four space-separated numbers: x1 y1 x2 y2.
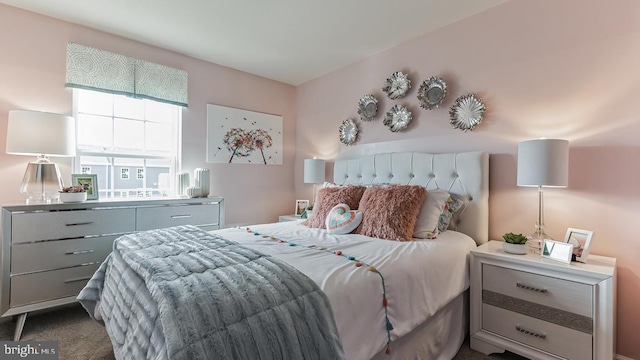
242 226 394 356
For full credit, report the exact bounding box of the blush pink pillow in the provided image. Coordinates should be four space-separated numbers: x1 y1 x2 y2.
302 185 366 229
356 185 426 241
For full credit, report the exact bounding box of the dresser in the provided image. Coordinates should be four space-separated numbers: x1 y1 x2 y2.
470 240 616 360
1 197 224 340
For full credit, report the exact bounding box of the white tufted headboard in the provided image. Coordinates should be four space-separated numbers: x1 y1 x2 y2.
333 151 489 245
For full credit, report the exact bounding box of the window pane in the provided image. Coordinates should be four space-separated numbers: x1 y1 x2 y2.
114 95 145 119
146 122 172 152
114 118 144 149
78 90 113 116
145 100 174 124
77 114 113 148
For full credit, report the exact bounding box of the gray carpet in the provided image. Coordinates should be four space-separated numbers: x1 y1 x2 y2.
0 304 527 360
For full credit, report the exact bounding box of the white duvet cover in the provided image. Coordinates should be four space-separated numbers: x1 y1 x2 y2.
215 221 477 360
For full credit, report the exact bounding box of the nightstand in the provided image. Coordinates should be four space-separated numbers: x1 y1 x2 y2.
278 214 302 222
470 240 616 360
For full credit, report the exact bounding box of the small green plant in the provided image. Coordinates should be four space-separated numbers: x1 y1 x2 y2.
60 186 86 193
503 232 528 244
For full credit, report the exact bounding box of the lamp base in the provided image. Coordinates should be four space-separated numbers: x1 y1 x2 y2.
526 229 553 255
20 157 64 204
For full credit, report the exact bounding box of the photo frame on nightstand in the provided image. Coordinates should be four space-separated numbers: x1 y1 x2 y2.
295 199 309 217
541 239 573 264
563 228 594 263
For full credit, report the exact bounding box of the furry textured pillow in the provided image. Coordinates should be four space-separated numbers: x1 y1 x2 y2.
302 185 366 229
413 189 450 239
325 203 363 234
356 185 426 241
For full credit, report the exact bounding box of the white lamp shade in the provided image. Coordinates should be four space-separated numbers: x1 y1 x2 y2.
304 158 325 184
517 139 569 187
6 110 76 157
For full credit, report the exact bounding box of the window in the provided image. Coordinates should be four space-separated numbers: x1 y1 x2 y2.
73 89 181 199
81 166 91 174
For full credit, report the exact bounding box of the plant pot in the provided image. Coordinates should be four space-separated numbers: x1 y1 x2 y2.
59 192 87 203
503 242 528 255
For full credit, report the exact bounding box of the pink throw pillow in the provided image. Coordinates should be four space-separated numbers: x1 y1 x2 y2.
356 185 426 241
302 185 366 229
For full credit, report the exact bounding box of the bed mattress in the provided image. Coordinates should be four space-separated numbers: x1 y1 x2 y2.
216 221 476 360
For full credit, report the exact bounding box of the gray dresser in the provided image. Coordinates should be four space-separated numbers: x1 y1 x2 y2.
1 197 224 340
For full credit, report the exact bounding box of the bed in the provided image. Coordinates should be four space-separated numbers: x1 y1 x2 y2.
78 151 489 360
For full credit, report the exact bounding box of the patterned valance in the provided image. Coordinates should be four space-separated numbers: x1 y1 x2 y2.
65 42 188 107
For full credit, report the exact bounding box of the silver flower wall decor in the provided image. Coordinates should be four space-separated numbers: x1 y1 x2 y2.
383 105 412 132
449 93 486 131
357 94 378 122
417 76 447 110
339 118 359 145
382 71 411 100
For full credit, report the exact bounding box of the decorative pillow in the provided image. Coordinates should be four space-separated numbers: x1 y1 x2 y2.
413 189 450 239
302 185 367 229
437 194 466 233
356 185 426 241
325 203 363 234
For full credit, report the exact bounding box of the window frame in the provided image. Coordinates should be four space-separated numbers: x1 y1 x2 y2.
72 89 182 199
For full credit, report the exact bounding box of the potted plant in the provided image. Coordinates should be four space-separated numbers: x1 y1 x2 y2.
502 232 528 255
59 186 87 203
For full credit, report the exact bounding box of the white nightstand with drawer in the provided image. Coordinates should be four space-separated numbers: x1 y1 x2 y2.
470 240 616 360
278 214 302 222
1 197 224 340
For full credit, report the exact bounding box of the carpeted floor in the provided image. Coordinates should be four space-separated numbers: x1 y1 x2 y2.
0 304 527 360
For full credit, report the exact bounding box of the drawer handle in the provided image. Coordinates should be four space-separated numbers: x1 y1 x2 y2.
516 325 546 339
171 215 191 219
516 282 547 293
64 276 92 284
66 221 95 227
65 249 95 255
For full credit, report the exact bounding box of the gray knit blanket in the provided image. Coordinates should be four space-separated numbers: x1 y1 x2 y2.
78 225 344 360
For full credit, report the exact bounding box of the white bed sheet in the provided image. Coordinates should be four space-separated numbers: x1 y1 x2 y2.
215 222 476 360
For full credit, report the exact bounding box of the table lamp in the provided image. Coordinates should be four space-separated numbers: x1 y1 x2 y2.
517 138 569 251
303 158 325 204
6 110 76 204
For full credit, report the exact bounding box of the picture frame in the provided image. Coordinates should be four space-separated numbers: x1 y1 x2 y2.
541 239 573 264
71 174 99 200
563 228 594 263
295 199 309 217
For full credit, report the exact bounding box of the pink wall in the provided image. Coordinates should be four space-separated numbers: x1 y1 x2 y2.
296 0 640 358
0 4 297 226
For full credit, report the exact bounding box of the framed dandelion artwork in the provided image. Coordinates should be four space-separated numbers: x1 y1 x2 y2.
206 104 283 165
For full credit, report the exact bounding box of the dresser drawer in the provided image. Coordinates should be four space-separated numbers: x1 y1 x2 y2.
136 204 220 231
483 304 591 360
11 208 136 244
11 235 118 274
483 264 592 317
10 264 100 307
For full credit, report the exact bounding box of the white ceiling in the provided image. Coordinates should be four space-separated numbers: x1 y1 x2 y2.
1 0 508 85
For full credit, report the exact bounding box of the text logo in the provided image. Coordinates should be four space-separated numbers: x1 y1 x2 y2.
0 342 58 359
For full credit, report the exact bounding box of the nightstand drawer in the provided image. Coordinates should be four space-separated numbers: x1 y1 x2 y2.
483 264 592 317
12 208 136 243
11 235 118 274
10 264 101 307
483 304 591 360
136 204 220 231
